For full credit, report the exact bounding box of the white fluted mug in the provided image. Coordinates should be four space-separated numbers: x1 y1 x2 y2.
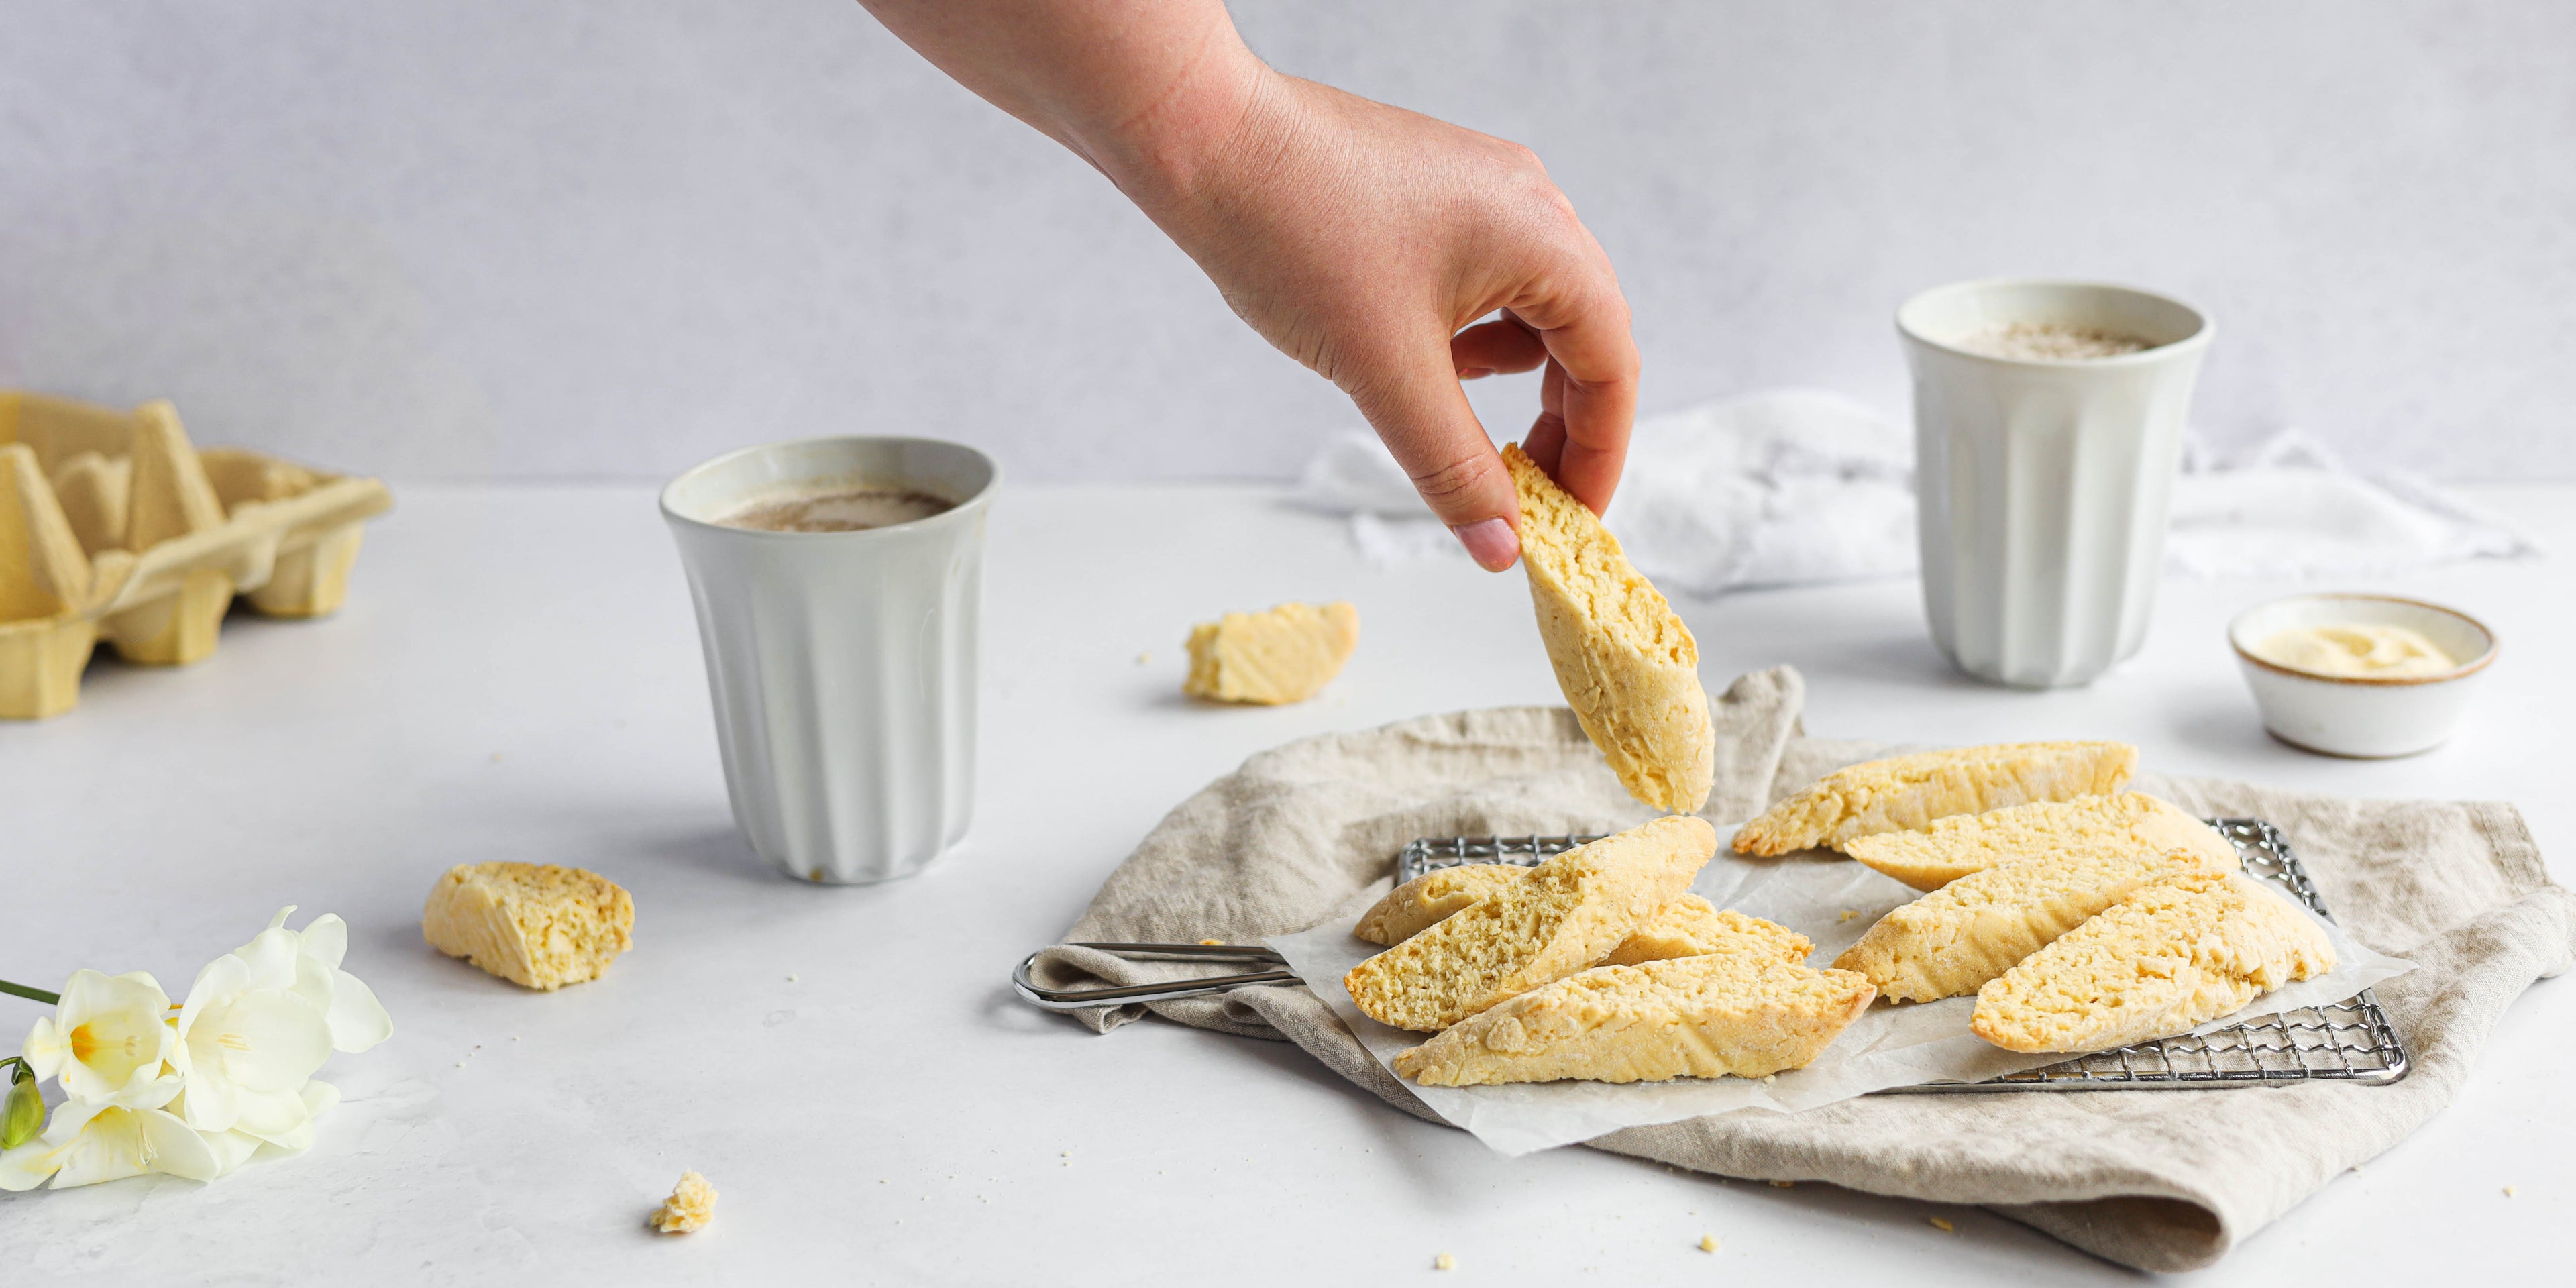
661 436 996 883
1898 280 2212 688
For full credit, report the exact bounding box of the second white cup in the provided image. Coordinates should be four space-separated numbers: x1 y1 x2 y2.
1898 279 2213 688
661 436 996 883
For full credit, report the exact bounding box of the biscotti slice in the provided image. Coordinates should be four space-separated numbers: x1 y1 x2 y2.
1359 869 1807 966
1605 895 1812 967
1343 816 1716 1032
1354 865 1527 945
1844 792 2237 892
1503 444 1714 813
1732 741 2137 856
1391 951 1876 1086
423 861 635 990
1972 871 2336 1053
1834 847 2210 1002
1181 601 1359 705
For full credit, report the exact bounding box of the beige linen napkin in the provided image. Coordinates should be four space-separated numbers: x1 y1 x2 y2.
1030 667 2572 1271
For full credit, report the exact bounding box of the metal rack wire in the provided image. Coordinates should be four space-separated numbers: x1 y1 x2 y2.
1394 818 2409 1092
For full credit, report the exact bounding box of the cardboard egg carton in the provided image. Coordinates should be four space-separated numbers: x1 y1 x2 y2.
1 391 393 719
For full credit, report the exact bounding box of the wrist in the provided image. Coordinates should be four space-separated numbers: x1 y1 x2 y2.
1069 36 1277 214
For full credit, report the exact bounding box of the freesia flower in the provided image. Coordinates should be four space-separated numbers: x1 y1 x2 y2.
0 1096 219 1191
170 951 333 1136
20 970 180 1108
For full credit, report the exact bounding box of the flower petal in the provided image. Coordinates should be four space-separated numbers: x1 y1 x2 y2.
325 970 393 1053
46 1104 150 1189
197 1126 264 1177
299 914 351 971
233 927 305 994
23 1016 68 1082
134 1106 220 1182
189 991 333 1093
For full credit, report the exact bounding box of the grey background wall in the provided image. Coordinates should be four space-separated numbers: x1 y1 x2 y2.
3 1 2569 484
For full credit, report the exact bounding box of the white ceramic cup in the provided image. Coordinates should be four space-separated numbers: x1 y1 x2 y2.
661 437 997 883
1898 280 2213 688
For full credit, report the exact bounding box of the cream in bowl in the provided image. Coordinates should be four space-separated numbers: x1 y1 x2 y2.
2227 594 2496 757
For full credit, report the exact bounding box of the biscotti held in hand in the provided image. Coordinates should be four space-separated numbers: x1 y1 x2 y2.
1504 444 1714 814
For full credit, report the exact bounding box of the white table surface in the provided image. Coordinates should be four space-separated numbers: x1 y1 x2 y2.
2 481 2565 1283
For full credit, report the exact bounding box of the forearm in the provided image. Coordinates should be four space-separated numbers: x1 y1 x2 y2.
855 0 1265 201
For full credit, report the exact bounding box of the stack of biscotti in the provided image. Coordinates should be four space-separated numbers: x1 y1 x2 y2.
1743 743 2330 1051
1344 816 1875 1087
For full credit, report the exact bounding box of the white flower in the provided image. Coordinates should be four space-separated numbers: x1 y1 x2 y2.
233 908 392 1055
171 950 334 1136
0 1097 219 1191
20 970 180 1108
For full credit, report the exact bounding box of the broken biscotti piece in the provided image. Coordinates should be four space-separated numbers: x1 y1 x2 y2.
1731 741 2137 856
1972 871 2335 1053
1503 444 1714 814
1391 947 1876 1086
1181 600 1359 705
1844 792 2237 892
649 1170 717 1234
1603 895 1813 968
423 861 635 990
1343 816 1716 1032
1834 848 2211 1002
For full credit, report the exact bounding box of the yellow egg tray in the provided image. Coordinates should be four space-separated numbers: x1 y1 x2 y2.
0 391 393 719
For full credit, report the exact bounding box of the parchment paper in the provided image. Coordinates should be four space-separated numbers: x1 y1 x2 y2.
1270 848 2414 1157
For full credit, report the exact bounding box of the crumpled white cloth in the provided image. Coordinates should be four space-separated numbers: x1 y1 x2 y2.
1295 390 2541 596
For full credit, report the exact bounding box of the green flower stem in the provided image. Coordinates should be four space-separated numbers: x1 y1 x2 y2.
0 979 61 1006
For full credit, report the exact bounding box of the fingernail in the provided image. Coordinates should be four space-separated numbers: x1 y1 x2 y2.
1450 518 1519 572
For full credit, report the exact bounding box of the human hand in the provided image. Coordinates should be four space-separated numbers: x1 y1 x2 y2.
1119 70 1639 571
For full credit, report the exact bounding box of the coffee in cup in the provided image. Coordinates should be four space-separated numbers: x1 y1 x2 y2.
714 485 955 533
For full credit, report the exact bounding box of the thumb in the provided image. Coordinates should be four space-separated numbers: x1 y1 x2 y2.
1345 347 1522 572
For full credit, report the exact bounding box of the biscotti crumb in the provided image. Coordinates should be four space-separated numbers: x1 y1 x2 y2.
2504 1185 2516 1197
1136 651 1152 665
649 1171 716 1234
1198 938 1224 946
1770 1179 1795 1189
1929 1216 1954 1232
1698 1235 1719 1252
1839 909 1857 922
1433 1252 1455 1270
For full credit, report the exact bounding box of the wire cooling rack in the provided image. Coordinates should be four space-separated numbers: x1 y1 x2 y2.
1394 818 2410 1093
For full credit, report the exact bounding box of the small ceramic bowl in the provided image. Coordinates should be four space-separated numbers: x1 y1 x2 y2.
2227 594 2497 757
